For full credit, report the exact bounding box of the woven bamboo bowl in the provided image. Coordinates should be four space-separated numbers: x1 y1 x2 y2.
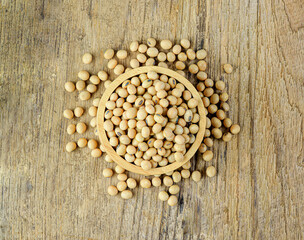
97 66 206 176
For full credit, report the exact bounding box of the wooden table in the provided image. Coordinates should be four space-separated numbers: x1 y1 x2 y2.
1 1 303 239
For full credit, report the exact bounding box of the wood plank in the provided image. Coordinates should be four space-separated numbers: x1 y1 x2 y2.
0 0 303 239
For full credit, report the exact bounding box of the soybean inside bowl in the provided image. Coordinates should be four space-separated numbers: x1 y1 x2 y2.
97 66 206 176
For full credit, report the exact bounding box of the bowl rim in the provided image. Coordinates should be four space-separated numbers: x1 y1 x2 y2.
97 66 206 175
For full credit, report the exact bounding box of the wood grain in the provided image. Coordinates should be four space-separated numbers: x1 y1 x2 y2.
0 0 303 239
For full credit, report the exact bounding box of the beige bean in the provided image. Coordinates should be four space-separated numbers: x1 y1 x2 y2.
76 81 86 91
145 58 155 66
172 44 182 54
221 102 230 112
222 132 233 142
67 124 76 135
223 64 233 73
206 166 216 177
115 165 125 174
223 118 232 128
191 171 201 182
174 152 183 162
82 53 93 64
230 124 241 135
87 139 97 149
169 185 180 195
116 144 127 156
138 44 148 53
127 178 137 189
159 191 169 201
215 80 225 90
163 176 173 186
89 75 100 85
180 39 190 49
97 71 108 81
141 160 152 170
147 38 156 47
78 70 90 80
177 52 187 61
87 84 97 93
116 50 127 59
160 39 172 50
91 148 102 157
181 169 190 178
121 190 133 199
172 171 181 183
130 41 139 52
107 59 118 69
108 185 118 196
130 59 140 68
189 64 199 74
212 128 222 139
74 107 84 117
186 49 196 60
168 195 178 206
104 120 114 131
140 178 151 188
77 138 87 148
166 52 176 62
203 150 213 161
114 64 125 75
66 142 77 152
175 61 185 70
197 71 207 81
63 109 74 119
147 47 159 57
196 49 207 59
104 49 115 59
104 80 112 88
197 60 207 71
76 122 87 134
117 181 127 191
79 90 91 101
137 53 147 63
65 81 75 92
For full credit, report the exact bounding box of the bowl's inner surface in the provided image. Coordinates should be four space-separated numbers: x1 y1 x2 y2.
97 66 206 176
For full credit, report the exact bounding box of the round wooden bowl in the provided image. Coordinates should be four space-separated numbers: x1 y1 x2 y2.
97 66 206 176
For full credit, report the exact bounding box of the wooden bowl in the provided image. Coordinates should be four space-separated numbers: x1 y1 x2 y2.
97 66 206 176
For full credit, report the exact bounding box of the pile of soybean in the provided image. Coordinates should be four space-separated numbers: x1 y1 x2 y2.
64 38 240 206
104 71 200 171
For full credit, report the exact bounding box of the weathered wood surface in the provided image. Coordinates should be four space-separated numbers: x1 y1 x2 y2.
0 0 303 239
